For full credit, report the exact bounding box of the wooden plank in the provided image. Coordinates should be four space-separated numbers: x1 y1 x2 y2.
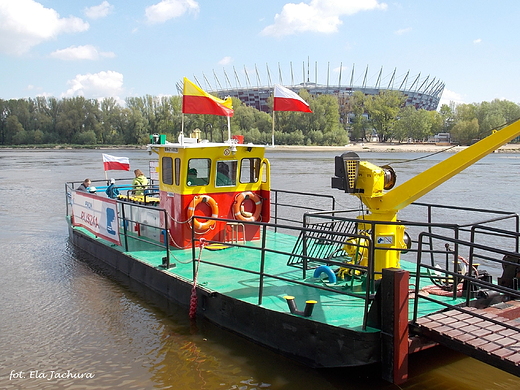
412 303 520 377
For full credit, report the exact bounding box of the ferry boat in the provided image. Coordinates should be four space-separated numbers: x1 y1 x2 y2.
66 123 520 383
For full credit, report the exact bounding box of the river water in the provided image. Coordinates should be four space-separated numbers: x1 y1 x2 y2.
1 148 520 390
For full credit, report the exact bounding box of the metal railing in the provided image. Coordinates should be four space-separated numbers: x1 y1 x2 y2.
67 181 520 331
270 189 336 229
66 181 171 266
411 227 520 332
118 201 171 267
189 214 378 330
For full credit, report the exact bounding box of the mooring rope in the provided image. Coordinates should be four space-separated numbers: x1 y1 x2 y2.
189 238 206 320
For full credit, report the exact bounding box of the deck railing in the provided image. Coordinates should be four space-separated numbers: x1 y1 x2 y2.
67 182 520 331
411 227 520 333
270 189 336 229
65 181 171 266
187 214 382 330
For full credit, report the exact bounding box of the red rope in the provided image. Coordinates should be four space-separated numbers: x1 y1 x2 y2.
189 238 206 320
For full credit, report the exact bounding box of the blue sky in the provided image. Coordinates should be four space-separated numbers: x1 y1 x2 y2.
2 0 520 108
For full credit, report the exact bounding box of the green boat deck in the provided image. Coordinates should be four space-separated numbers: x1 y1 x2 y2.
76 224 460 332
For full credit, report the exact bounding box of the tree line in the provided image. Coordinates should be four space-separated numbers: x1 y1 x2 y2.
1 91 519 146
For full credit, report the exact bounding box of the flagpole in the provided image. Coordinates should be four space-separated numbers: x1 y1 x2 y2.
227 116 231 142
102 153 108 182
180 113 185 144
271 110 275 147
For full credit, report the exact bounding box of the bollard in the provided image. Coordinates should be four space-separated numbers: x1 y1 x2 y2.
380 268 409 385
284 296 317 317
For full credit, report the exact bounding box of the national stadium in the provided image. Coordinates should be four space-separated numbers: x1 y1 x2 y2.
184 62 444 113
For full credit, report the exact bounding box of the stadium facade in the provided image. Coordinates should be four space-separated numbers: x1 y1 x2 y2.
189 62 444 113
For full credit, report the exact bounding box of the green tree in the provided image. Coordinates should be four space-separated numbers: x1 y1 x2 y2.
234 104 257 132
99 97 121 144
314 93 349 146
428 110 444 136
4 91 518 147
454 103 477 123
348 91 370 142
55 97 101 143
365 90 406 142
5 115 25 144
394 106 434 142
438 103 455 133
0 99 7 144
73 130 97 145
474 99 520 139
451 118 479 145
32 129 45 144
122 106 149 144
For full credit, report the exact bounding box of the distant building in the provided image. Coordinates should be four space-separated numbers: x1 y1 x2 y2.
187 62 444 113
431 132 451 145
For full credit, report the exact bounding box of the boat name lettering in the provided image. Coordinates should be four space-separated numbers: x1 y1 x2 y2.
165 147 178 153
80 211 99 228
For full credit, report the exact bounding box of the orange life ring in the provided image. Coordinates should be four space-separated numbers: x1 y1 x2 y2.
233 191 262 222
187 195 219 232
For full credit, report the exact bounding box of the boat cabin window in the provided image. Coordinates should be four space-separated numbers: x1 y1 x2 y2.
162 157 181 186
175 158 181 186
187 158 210 186
240 158 261 184
262 160 268 183
216 160 237 187
162 157 173 185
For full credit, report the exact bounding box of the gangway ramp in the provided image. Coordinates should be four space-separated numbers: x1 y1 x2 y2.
411 301 520 377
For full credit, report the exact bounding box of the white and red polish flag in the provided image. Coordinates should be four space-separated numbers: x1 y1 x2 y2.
273 84 313 113
102 154 130 171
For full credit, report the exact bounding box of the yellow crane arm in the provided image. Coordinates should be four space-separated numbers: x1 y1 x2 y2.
363 119 520 213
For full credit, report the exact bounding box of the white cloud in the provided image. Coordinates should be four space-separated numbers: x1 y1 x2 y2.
333 65 349 73
439 88 465 107
0 0 89 55
84 1 114 19
261 0 387 37
50 45 115 60
145 0 199 24
395 27 412 35
218 56 233 65
473 38 482 44
62 70 124 104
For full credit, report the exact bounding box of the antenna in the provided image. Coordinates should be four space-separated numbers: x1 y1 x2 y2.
202 72 212 90
417 75 429 93
255 64 261 87
233 66 242 88
326 62 330 92
338 62 342 88
193 75 203 88
362 65 369 89
244 66 252 88
388 68 396 89
213 70 223 90
375 66 383 89
409 73 420 91
398 70 410 90
223 68 232 89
